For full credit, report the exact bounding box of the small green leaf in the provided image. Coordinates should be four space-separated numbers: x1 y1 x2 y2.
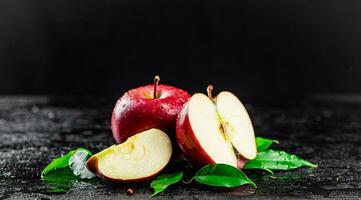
68 148 95 179
244 150 317 171
150 171 183 197
192 164 256 188
256 137 279 152
41 150 76 176
242 160 274 174
42 168 79 193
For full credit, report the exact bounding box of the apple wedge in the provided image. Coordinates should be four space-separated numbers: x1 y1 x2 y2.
176 88 257 169
86 128 172 182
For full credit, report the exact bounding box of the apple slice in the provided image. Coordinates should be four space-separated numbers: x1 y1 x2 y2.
176 87 257 169
215 91 257 160
86 129 172 182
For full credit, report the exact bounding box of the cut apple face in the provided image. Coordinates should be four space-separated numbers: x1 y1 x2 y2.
176 91 257 168
86 129 172 182
187 94 238 167
215 91 257 160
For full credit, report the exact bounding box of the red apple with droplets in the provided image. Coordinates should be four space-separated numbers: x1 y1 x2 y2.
176 85 257 169
111 75 190 144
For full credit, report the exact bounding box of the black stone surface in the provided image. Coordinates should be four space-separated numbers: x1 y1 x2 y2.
0 95 360 199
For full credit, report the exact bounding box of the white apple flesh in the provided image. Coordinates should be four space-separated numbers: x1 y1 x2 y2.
215 91 257 160
86 129 172 182
176 91 257 169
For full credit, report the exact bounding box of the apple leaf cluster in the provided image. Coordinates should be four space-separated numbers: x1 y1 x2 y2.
41 140 316 196
244 137 317 173
150 164 256 197
150 137 317 197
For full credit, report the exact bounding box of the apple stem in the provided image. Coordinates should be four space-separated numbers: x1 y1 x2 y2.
207 85 213 100
182 178 194 184
153 75 160 99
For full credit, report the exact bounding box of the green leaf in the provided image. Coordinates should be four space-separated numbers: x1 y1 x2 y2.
242 160 274 174
150 171 183 197
41 150 76 176
68 148 95 179
192 164 256 188
244 150 317 171
256 137 279 152
42 168 79 193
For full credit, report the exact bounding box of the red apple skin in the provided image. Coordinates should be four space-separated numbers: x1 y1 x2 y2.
111 84 190 144
176 102 250 169
176 102 217 168
237 157 248 169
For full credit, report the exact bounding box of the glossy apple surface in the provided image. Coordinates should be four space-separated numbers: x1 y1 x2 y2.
176 91 257 169
86 129 172 182
111 84 190 144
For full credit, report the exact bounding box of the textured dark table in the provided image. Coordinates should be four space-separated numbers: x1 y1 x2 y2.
0 95 360 200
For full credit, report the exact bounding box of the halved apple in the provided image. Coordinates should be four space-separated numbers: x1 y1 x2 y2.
86 128 172 182
176 88 257 169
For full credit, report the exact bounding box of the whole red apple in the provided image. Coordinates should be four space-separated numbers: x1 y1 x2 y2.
111 76 190 144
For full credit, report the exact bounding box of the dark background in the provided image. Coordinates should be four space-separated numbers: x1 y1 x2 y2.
0 0 360 101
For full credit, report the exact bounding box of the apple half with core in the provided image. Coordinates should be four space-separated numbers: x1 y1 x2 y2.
86 128 172 182
176 86 257 169
111 75 190 144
